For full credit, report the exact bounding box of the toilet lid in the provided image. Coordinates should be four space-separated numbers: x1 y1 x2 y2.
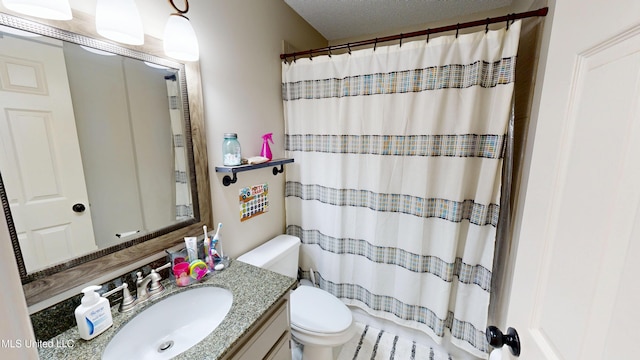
290 286 352 334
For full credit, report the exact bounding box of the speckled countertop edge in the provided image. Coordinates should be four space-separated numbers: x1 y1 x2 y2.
37 260 297 360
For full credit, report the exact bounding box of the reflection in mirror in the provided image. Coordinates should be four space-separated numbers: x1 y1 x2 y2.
0 13 201 285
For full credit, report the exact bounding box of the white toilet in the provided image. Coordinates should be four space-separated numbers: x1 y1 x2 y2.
237 235 355 360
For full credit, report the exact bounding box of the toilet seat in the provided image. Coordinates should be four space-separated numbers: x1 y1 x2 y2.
290 321 355 348
290 286 353 334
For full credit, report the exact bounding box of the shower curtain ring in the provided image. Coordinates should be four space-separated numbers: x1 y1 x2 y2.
328 47 332 57
506 14 511 30
485 18 490 33
374 38 378 51
347 43 351 55
455 23 460 38
426 29 430 43
309 49 313 60
399 33 403 47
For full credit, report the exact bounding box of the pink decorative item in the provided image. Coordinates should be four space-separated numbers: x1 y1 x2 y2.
173 262 189 276
194 267 208 280
176 273 190 286
189 260 208 280
260 133 273 160
173 262 190 286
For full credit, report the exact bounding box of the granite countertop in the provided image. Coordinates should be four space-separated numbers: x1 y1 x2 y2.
38 260 297 360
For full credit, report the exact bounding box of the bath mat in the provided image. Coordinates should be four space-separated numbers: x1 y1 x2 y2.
337 322 452 360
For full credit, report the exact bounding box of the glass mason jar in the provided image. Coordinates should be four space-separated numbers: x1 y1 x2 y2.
222 133 242 166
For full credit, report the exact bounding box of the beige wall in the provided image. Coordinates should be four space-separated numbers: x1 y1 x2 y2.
61 1 327 255
189 1 326 258
0 0 325 356
0 0 553 354
64 1 327 259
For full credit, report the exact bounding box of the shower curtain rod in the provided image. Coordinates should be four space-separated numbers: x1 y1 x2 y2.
280 7 548 61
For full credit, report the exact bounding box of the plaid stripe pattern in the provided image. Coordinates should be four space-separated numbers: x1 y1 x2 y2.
176 204 193 218
175 170 188 184
289 225 492 291
169 95 179 110
173 133 185 148
286 182 500 227
301 270 489 353
284 26 520 357
286 134 506 159
282 57 516 101
173 134 188 185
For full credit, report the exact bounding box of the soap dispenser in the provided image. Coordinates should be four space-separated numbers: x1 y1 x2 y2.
74 285 113 340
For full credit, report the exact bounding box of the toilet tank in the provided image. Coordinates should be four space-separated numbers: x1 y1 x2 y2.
237 235 300 278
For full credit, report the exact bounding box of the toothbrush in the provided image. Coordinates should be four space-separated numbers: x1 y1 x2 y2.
203 225 212 267
213 223 223 258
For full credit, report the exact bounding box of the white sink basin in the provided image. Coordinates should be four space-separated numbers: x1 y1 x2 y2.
102 286 233 360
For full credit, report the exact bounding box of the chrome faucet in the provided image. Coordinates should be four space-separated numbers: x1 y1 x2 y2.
136 262 170 302
102 262 171 312
102 282 136 312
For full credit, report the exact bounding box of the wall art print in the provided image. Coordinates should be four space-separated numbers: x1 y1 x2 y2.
239 183 268 221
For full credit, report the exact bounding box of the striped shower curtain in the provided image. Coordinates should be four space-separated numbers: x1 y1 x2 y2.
282 21 521 358
165 76 193 220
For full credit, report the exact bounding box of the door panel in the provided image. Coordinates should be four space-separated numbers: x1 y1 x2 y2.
506 1 640 359
0 34 96 273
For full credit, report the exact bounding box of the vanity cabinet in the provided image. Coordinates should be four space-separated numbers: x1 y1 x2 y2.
35 261 296 360
222 291 292 360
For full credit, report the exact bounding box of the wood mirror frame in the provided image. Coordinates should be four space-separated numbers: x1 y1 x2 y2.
0 9 212 307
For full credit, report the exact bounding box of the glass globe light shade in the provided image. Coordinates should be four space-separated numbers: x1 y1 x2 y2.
96 0 144 45
163 14 199 62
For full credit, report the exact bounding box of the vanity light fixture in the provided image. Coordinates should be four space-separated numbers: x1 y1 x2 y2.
163 0 199 62
1 0 72 20
96 0 144 46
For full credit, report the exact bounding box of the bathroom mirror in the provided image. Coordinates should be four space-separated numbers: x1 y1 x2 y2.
0 10 211 307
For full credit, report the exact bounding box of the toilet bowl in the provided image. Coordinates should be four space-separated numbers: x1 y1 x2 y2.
290 285 355 359
237 235 355 360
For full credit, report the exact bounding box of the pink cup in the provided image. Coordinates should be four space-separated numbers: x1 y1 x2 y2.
173 262 189 276
173 262 190 286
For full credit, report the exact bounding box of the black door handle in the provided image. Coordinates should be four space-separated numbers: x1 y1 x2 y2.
486 325 521 356
72 203 86 213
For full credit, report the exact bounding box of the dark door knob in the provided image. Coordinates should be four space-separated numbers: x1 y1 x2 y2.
486 325 521 356
72 203 86 213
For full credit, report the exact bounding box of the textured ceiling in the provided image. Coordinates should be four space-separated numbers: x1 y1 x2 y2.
284 0 518 41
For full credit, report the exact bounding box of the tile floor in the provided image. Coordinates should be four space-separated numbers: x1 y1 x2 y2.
336 322 453 360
